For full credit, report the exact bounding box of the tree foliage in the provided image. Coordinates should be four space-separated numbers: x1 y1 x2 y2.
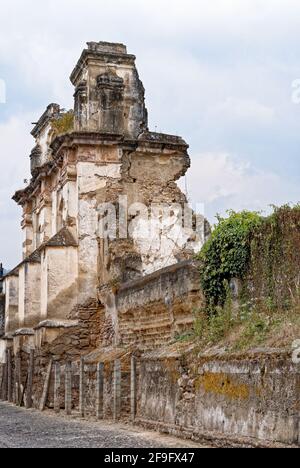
199 210 263 311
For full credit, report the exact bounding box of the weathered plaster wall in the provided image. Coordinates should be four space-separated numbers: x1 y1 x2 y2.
18 266 25 328
129 204 204 275
41 247 78 321
5 275 19 333
36 203 52 246
77 158 122 303
38 123 53 165
23 263 41 328
138 351 300 446
61 178 78 232
51 189 58 236
0 340 6 364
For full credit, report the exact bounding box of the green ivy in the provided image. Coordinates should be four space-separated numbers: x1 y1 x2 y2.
199 210 263 311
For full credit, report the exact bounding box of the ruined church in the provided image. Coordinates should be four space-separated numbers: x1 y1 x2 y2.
1 43 299 448
0 42 205 413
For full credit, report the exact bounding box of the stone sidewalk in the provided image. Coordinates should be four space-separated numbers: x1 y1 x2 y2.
0 402 208 449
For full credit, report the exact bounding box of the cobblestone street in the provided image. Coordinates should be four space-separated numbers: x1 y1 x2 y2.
0 402 207 449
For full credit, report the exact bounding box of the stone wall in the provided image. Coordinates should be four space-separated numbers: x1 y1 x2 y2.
1 256 299 447
116 260 203 350
1 275 297 449
244 207 300 311
137 347 300 446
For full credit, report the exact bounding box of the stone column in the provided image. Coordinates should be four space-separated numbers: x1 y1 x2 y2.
1 361 7 401
65 361 72 416
131 356 137 422
39 359 53 412
96 362 104 420
0 365 3 401
15 353 21 406
54 362 61 414
113 359 121 422
79 357 85 418
26 349 34 409
7 349 12 403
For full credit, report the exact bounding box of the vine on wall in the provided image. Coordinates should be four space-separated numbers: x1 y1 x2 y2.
199 205 300 315
198 210 262 312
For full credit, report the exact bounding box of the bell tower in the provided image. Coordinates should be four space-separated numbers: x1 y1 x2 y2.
70 41 148 138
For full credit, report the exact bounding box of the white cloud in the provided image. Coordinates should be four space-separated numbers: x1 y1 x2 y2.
181 152 299 223
209 97 275 126
0 114 33 268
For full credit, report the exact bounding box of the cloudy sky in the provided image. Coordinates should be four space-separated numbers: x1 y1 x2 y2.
1 0 300 268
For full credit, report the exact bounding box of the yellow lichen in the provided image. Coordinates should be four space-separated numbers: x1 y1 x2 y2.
196 372 250 400
51 111 74 136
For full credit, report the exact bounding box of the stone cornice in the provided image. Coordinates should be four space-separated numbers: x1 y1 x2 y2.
13 328 35 337
13 130 188 206
50 131 124 154
13 162 54 205
50 130 188 155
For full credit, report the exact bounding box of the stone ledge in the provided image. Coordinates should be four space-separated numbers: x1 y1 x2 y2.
1 334 13 341
138 131 188 149
34 320 79 331
114 260 201 316
13 329 35 337
141 343 296 362
118 260 199 294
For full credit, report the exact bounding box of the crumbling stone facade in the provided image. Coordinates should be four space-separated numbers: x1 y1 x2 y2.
0 42 206 415
0 42 204 353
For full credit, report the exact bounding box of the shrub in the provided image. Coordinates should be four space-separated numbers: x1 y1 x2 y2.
199 210 263 312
